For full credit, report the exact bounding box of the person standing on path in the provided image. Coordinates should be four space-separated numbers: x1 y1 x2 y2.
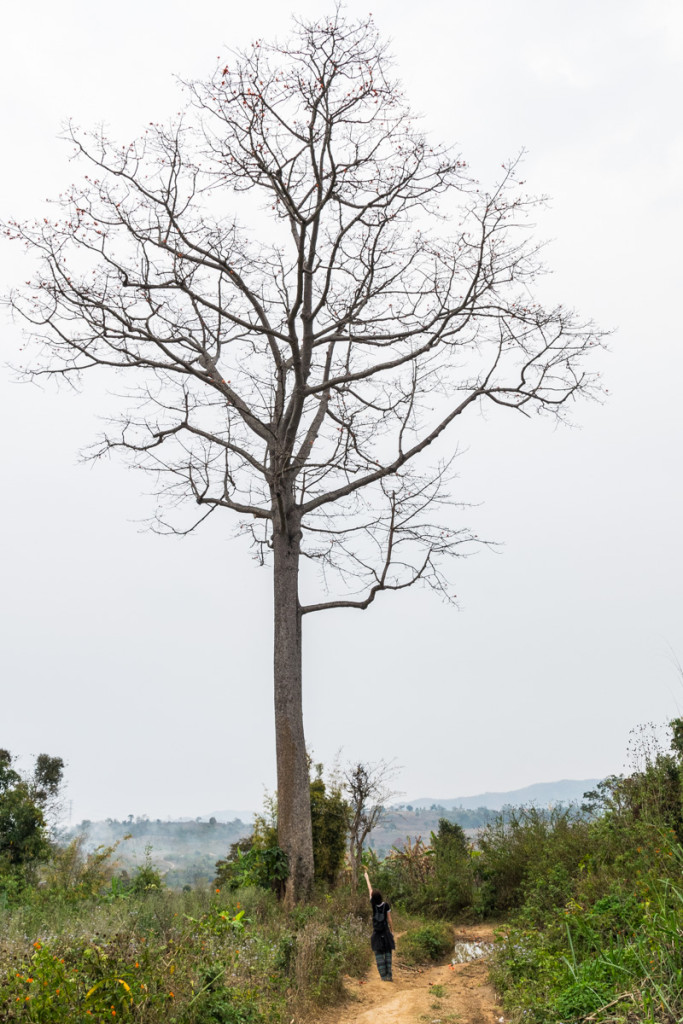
364 868 396 981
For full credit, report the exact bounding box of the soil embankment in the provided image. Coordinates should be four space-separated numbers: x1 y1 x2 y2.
318 923 503 1024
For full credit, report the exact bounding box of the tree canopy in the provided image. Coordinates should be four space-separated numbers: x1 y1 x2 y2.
0 749 64 874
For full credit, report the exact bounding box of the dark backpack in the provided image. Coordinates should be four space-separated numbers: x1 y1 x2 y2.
372 903 388 936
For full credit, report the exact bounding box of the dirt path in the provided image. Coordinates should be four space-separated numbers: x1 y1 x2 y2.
315 924 504 1024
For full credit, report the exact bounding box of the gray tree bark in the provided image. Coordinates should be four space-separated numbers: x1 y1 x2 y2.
272 508 314 904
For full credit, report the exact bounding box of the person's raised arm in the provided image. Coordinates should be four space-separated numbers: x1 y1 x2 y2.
363 869 373 898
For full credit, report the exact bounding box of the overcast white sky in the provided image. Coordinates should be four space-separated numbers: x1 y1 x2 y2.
1 0 682 823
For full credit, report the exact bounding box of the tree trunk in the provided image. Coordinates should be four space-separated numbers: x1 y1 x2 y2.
354 845 363 891
272 519 314 904
349 850 358 891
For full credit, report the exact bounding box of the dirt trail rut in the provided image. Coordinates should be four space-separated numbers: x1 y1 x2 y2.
315 924 504 1024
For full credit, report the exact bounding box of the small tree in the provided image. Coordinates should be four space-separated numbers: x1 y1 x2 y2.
0 749 64 878
428 818 474 916
3 11 604 903
310 765 349 886
344 759 398 888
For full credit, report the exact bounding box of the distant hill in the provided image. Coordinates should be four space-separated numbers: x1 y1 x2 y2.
406 779 601 812
199 809 256 823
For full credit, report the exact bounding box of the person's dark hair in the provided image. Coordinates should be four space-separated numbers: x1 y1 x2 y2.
370 888 383 907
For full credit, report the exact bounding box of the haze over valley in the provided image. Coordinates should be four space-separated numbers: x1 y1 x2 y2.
72 778 600 886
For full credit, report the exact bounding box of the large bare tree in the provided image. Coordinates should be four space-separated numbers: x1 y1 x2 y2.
3 11 604 903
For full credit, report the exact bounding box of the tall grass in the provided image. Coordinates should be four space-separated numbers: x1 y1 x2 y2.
0 884 371 1023
491 848 683 1023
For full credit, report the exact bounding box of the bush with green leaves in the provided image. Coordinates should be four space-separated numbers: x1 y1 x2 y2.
309 768 349 886
475 804 591 919
490 719 683 1022
398 920 453 965
424 819 476 917
215 764 349 895
180 983 266 1024
0 749 64 885
215 843 289 896
129 845 166 894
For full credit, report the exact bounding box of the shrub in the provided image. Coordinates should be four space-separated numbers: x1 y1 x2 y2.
290 916 367 1004
215 844 289 895
309 772 349 887
399 922 453 965
180 982 266 1024
216 767 349 895
490 719 683 1022
129 845 165 894
42 835 120 897
475 805 590 917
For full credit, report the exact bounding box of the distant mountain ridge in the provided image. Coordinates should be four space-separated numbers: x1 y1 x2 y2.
199 808 256 823
406 779 601 812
